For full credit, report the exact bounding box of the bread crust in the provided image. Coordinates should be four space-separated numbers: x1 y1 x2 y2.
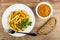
37 17 57 35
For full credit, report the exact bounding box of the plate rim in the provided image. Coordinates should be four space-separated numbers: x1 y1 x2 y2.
2 4 35 37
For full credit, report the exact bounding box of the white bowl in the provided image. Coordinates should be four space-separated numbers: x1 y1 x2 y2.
2 4 35 37
36 2 53 19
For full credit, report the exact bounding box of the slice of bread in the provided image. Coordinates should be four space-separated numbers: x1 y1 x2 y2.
38 17 57 35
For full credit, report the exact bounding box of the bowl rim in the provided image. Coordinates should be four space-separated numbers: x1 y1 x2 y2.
36 2 53 19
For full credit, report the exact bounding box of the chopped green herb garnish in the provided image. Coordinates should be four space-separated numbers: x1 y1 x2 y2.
18 18 32 29
28 22 32 26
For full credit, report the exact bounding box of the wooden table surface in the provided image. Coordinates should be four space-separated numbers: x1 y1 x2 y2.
0 0 60 40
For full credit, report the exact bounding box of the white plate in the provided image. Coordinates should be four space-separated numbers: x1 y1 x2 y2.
2 4 35 37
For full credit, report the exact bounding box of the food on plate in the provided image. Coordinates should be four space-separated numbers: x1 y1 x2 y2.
8 10 32 32
37 4 51 17
37 17 57 35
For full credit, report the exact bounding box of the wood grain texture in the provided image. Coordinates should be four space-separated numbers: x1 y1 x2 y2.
0 0 60 40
